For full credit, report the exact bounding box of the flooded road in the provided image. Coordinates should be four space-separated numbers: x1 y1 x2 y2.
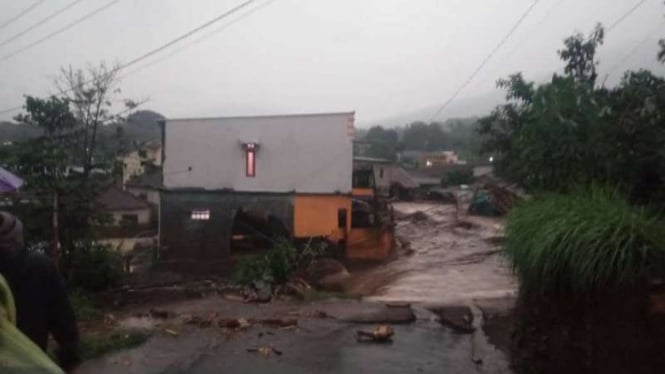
77 202 516 374
350 202 517 306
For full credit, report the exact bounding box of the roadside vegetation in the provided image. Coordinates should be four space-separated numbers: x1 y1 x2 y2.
480 23 665 374
505 188 665 294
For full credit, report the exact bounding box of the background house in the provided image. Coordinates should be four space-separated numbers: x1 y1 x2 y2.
120 140 162 184
96 184 155 252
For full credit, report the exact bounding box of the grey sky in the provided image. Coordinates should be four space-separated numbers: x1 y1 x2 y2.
0 0 663 126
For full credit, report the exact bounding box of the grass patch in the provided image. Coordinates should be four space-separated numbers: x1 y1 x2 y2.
69 289 102 322
504 187 665 295
80 331 149 361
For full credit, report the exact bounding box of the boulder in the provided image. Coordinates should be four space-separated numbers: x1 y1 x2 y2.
307 258 351 291
428 305 475 334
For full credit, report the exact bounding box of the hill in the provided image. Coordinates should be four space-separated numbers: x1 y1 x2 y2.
0 110 165 146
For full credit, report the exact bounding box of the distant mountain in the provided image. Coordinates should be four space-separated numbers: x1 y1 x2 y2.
110 110 165 145
0 121 42 143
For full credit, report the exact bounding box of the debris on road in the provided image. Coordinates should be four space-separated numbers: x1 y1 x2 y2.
428 306 475 334
253 318 298 328
149 309 172 319
218 318 252 330
184 313 217 328
247 346 283 357
356 325 395 343
164 328 179 336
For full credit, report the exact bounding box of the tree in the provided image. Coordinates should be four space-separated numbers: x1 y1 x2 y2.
558 23 604 87
479 24 665 200
364 126 399 160
55 62 138 176
401 121 447 151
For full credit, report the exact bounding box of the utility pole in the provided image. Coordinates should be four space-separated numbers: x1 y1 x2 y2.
53 190 60 269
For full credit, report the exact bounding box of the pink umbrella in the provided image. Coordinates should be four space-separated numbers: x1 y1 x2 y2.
0 167 24 193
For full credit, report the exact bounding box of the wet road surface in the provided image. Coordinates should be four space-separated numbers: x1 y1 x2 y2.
78 202 516 374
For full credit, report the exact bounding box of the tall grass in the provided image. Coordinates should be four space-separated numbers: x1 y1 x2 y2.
504 187 665 295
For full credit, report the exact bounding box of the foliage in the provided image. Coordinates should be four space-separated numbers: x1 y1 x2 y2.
558 24 604 87
401 121 446 151
66 241 123 292
441 168 474 187
79 331 148 361
68 289 101 322
0 62 146 272
233 240 297 285
55 62 139 175
480 24 665 204
504 188 665 295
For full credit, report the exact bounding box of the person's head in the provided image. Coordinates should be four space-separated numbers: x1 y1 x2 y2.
0 211 23 257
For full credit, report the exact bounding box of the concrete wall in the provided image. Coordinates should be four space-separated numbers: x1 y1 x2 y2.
100 237 155 253
160 191 294 266
163 112 354 193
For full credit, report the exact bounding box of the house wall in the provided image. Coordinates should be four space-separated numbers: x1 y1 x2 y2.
293 195 351 242
110 209 151 226
121 151 143 184
163 113 354 193
160 191 294 267
346 228 394 260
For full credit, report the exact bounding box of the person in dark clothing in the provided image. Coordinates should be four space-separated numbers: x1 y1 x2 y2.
0 211 80 371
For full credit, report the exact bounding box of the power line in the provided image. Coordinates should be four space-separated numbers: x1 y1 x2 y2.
0 0 85 49
607 0 649 32
118 0 258 70
0 0 120 63
123 0 276 78
430 0 541 120
491 0 564 74
0 0 46 31
604 21 664 83
0 0 274 114
1 0 265 117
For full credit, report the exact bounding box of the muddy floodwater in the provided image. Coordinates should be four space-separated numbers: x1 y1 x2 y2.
349 202 517 305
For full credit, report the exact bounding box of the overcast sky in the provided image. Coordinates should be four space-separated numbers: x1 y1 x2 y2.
0 0 664 126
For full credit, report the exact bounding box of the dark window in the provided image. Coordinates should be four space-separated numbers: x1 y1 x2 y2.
120 214 139 228
338 208 347 228
352 169 374 188
379 168 384 178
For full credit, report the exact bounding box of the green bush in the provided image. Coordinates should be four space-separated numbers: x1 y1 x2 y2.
233 240 297 285
441 168 474 187
504 187 665 295
67 241 123 292
68 289 101 322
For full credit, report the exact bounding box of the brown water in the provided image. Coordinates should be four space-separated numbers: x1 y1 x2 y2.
352 202 517 305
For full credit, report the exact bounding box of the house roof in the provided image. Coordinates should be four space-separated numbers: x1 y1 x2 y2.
126 168 162 189
98 185 151 211
166 111 355 122
353 156 392 164
392 167 420 189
